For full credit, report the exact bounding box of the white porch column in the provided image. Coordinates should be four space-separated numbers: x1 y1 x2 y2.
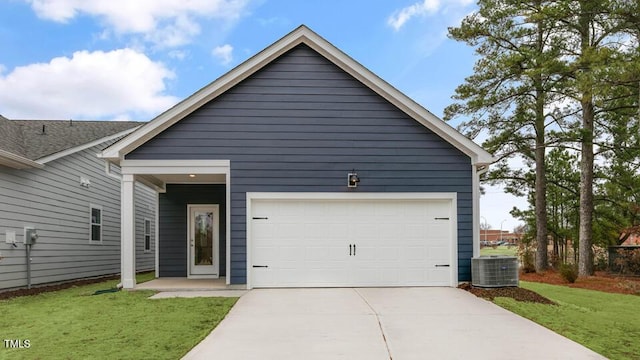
121 174 136 289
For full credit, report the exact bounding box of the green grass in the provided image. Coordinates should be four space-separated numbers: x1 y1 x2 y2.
494 281 640 360
479 245 518 256
0 273 237 360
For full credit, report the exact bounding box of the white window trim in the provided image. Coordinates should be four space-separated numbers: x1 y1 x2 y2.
143 218 152 253
89 204 103 244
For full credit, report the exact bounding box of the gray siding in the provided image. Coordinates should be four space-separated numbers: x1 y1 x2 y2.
0 140 156 290
158 184 226 277
127 44 473 283
135 182 156 271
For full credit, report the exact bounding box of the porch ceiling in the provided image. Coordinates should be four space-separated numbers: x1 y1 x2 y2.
137 173 226 191
147 173 226 183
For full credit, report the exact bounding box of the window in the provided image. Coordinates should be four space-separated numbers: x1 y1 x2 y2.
90 205 102 243
144 219 151 252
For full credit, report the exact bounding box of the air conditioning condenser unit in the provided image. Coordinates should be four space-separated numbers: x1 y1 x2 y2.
471 256 519 287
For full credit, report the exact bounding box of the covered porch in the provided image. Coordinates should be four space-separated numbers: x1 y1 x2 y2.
134 277 245 291
136 277 228 291
119 160 231 289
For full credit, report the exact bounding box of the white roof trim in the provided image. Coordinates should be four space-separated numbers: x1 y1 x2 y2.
38 126 140 164
0 150 44 169
101 25 494 165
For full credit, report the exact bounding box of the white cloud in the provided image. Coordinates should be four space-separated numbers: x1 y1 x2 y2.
388 0 440 31
0 49 178 120
25 0 249 47
167 49 189 60
144 14 201 48
257 17 289 27
212 44 233 65
387 0 474 31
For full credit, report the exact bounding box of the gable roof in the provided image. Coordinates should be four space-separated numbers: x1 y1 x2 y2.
0 116 142 169
101 25 494 165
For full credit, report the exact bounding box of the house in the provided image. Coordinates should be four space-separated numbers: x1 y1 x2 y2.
0 116 156 291
479 230 522 245
622 234 640 245
101 25 494 289
620 226 640 246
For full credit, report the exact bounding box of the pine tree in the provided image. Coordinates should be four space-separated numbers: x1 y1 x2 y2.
446 0 566 272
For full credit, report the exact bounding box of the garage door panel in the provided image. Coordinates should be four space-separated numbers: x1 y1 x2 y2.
381 270 399 282
277 202 305 216
428 246 449 261
403 269 427 282
377 247 400 261
274 223 305 239
353 223 378 238
403 224 428 237
279 246 303 261
429 221 450 234
305 223 329 237
253 247 278 263
305 246 328 260
327 223 349 237
325 203 351 216
250 197 454 288
428 268 451 285
375 204 401 216
379 224 404 238
402 246 426 260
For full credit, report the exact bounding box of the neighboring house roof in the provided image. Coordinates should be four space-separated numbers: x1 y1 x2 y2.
621 225 640 246
622 234 640 246
101 25 495 165
0 115 25 156
0 116 143 169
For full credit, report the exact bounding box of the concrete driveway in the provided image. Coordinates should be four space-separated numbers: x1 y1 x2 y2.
182 288 605 360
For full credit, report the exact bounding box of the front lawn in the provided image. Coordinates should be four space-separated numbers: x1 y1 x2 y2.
494 281 640 360
479 245 518 256
0 274 237 360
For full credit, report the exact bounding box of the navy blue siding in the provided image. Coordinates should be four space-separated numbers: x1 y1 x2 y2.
158 184 226 277
129 44 473 283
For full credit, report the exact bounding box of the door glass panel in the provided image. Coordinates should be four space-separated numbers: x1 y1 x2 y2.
194 211 214 266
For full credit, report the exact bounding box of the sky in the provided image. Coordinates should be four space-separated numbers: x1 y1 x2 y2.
0 0 527 232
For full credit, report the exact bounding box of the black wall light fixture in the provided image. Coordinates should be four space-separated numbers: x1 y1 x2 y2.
347 170 360 188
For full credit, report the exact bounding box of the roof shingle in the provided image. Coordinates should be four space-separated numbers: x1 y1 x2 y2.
0 118 143 160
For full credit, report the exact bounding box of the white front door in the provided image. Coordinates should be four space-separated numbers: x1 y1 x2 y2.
188 204 219 278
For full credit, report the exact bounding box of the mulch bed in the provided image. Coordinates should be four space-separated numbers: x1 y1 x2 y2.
0 274 119 300
460 270 640 303
520 270 640 295
458 283 556 305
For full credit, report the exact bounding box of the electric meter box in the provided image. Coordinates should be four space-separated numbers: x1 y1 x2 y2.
24 227 38 245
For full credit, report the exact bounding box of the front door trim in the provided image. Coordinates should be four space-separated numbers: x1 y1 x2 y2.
187 204 220 279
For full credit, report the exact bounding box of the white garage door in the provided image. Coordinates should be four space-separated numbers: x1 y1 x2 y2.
248 195 456 288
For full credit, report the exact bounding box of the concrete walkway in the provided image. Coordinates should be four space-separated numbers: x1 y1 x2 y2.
182 288 605 360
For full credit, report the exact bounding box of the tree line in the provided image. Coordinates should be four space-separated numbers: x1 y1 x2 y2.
445 0 640 276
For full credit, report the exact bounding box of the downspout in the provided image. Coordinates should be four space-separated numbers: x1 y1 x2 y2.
473 164 490 259
26 244 32 289
104 160 121 180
